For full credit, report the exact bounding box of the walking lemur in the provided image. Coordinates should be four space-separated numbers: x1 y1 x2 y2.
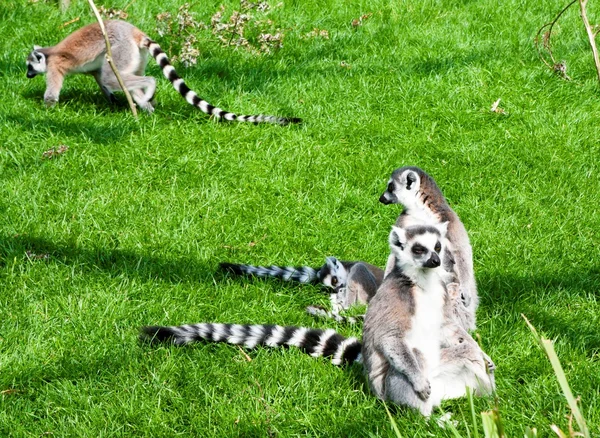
26 20 300 124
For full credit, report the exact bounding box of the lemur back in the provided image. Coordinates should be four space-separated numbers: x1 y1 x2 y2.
26 20 300 124
379 166 478 331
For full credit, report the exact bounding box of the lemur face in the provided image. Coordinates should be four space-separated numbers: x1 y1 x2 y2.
389 223 448 270
379 168 420 206
319 257 348 291
26 48 47 78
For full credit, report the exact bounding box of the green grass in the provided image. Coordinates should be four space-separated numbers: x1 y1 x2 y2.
1 0 600 436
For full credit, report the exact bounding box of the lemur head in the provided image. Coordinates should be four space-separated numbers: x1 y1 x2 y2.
318 257 349 291
388 222 448 272
379 166 425 207
26 46 47 78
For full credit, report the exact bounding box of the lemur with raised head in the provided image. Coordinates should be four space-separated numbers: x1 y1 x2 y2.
221 257 384 322
362 223 493 417
26 20 300 124
142 224 494 416
380 166 478 331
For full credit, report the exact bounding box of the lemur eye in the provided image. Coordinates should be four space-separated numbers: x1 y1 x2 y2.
411 244 426 255
434 242 441 252
387 182 394 192
331 277 338 286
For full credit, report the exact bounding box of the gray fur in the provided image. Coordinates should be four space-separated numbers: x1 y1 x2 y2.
380 166 478 331
362 224 494 416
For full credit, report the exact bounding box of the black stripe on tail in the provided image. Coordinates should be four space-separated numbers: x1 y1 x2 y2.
141 323 362 366
144 39 301 125
219 262 320 284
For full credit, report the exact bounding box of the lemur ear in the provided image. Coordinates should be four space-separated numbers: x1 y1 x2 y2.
438 221 449 237
33 45 42 50
389 226 407 249
325 256 340 271
405 171 419 190
32 49 44 62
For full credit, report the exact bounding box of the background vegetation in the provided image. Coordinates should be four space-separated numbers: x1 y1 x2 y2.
1 0 599 435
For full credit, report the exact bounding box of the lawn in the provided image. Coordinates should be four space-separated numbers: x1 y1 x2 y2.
1 0 599 436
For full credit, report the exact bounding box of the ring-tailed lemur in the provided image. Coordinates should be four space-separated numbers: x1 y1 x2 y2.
142 224 494 416
26 20 300 124
220 257 384 323
362 223 494 417
380 166 478 331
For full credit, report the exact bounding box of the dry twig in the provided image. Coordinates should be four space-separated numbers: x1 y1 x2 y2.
237 346 252 362
578 0 600 84
59 17 80 28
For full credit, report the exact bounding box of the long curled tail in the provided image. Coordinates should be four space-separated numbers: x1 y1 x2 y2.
141 323 362 366
220 262 321 284
143 38 300 125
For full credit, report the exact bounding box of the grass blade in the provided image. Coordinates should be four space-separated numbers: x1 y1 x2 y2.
383 402 403 438
467 387 479 438
522 314 590 438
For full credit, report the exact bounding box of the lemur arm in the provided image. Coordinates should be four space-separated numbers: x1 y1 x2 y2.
44 68 65 106
378 336 431 401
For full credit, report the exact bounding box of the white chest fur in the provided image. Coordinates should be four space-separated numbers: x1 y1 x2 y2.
405 278 445 372
405 204 439 226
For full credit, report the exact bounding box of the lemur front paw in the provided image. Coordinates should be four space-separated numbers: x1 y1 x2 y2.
413 379 431 401
483 353 496 373
44 96 58 107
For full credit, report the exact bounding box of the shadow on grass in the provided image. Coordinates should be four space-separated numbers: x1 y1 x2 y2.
3 346 133 390
480 271 600 354
0 233 215 286
3 112 134 145
4 233 599 356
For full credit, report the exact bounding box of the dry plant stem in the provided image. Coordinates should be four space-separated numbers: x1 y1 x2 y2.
87 0 138 118
228 0 243 47
60 17 80 28
535 0 577 69
579 0 600 84
123 0 137 12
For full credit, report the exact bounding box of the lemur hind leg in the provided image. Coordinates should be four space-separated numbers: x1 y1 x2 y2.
99 69 156 113
93 72 117 104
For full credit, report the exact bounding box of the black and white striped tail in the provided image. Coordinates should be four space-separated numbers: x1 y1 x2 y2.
220 262 320 284
141 323 362 366
144 38 301 125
